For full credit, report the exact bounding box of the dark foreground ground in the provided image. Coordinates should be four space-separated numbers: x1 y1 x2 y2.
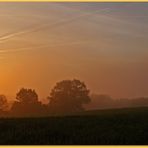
1 107 148 145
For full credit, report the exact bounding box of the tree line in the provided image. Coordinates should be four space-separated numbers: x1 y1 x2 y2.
86 94 148 110
0 79 91 117
0 79 148 117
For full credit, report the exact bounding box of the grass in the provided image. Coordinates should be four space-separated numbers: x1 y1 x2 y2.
0 107 148 145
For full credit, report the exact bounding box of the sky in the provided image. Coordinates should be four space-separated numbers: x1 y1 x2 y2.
0 2 148 102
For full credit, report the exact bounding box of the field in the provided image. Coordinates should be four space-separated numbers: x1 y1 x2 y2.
0 107 148 145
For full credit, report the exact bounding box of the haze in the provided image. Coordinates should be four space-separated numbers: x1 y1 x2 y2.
0 2 148 102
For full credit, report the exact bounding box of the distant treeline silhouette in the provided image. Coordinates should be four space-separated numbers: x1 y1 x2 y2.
0 79 148 117
0 79 90 117
86 94 148 110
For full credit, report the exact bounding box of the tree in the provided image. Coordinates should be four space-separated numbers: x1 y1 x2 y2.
11 88 46 117
48 79 91 114
16 88 38 104
0 95 8 111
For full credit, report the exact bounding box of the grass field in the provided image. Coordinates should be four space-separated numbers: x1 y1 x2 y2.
0 107 148 145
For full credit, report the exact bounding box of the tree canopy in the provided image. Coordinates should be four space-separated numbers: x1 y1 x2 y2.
11 88 46 117
48 79 91 114
16 88 38 104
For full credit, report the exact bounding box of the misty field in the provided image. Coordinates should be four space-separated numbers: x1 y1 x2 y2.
0 107 148 145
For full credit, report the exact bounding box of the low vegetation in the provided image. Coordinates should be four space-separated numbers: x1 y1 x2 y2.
0 107 148 145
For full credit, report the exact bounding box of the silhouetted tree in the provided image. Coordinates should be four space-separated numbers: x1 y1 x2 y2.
48 79 91 114
11 88 46 117
16 88 38 104
0 95 8 111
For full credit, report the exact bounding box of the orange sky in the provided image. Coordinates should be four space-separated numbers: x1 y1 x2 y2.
0 2 148 102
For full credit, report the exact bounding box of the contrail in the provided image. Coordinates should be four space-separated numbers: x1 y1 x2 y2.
0 45 48 53
0 8 110 43
0 40 93 54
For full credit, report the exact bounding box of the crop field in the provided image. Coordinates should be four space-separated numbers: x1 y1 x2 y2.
0 107 148 145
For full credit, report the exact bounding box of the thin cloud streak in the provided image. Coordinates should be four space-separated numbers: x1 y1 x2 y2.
0 8 110 44
0 40 93 54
